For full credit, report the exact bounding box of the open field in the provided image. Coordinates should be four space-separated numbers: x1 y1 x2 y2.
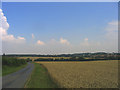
18 57 70 61
25 63 58 88
36 60 118 88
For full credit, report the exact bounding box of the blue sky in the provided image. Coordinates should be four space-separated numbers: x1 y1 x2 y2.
1 2 118 54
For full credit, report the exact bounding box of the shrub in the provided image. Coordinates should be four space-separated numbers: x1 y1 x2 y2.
2 56 27 66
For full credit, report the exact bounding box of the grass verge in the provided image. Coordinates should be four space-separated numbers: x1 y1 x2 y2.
25 63 58 88
2 63 27 76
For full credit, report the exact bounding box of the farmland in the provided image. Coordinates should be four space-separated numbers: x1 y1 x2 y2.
18 57 70 61
36 60 118 88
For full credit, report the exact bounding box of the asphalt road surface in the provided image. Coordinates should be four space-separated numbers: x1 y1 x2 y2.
2 62 34 88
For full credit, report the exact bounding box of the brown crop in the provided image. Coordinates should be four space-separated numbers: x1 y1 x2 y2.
36 60 118 88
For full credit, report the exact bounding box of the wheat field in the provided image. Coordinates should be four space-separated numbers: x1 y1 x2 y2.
36 60 118 88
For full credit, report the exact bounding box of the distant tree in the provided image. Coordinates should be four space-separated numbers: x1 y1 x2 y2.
70 56 84 60
70 56 76 60
3 53 5 56
77 56 84 60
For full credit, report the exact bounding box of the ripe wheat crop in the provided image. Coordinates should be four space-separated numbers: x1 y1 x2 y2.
37 60 118 88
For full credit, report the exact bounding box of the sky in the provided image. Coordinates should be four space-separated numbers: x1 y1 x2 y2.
0 2 118 54
1 0 119 2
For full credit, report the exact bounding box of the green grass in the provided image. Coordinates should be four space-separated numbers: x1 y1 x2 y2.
2 56 28 76
2 63 27 76
25 63 58 88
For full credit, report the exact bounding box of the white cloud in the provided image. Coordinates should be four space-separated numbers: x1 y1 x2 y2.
0 9 26 43
106 21 118 32
81 38 89 46
32 33 35 39
84 38 88 41
60 38 70 45
1 8 118 54
108 21 118 26
18 36 25 40
78 38 102 53
105 20 118 40
0 9 9 30
37 40 45 45
100 20 118 52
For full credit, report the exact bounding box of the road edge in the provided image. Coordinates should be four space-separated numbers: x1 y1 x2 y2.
24 63 35 88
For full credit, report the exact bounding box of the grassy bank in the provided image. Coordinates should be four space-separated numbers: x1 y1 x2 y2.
2 56 28 76
3 63 27 76
25 63 58 88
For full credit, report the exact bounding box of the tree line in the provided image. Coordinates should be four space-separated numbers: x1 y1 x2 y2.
2 56 27 66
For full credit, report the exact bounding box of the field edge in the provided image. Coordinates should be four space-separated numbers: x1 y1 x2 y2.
25 63 59 88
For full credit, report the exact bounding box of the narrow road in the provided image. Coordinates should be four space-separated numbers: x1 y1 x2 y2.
2 62 34 88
